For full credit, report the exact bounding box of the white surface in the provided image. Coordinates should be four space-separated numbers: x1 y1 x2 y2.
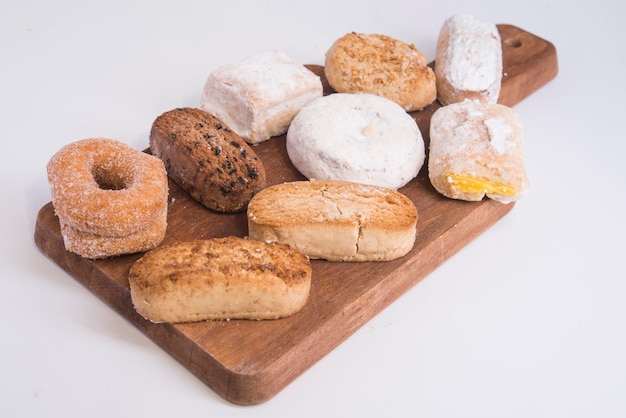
2 0 625 417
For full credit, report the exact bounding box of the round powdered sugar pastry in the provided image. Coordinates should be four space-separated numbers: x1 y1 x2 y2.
286 93 425 190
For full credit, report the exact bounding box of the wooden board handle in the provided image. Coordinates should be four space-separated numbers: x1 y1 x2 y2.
497 24 558 106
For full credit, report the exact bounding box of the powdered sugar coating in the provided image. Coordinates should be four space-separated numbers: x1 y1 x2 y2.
436 15 502 104
286 93 425 190
200 50 323 144
428 99 529 203
484 116 513 154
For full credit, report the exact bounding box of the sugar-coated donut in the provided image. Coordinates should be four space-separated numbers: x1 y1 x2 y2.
47 138 169 237
286 93 425 190
47 138 169 259
59 208 167 259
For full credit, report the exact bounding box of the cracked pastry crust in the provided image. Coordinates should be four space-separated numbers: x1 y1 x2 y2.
247 180 418 262
128 237 312 323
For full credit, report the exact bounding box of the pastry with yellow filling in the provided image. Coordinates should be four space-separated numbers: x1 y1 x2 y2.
428 99 529 203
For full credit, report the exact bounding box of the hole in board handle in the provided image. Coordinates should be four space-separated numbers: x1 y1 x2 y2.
504 37 523 48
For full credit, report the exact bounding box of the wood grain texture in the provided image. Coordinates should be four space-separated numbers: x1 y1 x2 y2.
34 24 557 405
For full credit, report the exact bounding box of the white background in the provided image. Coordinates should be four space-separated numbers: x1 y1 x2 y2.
2 0 625 417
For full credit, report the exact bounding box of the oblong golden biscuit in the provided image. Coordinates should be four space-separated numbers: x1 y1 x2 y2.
129 237 312 323
247 180 418 262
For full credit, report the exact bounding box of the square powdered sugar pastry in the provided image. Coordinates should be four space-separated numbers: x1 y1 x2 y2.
200 50 323 144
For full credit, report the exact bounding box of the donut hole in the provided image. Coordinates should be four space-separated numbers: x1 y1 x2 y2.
92 165 132 191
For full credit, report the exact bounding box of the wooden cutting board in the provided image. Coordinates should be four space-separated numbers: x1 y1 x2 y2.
34 24 558 406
